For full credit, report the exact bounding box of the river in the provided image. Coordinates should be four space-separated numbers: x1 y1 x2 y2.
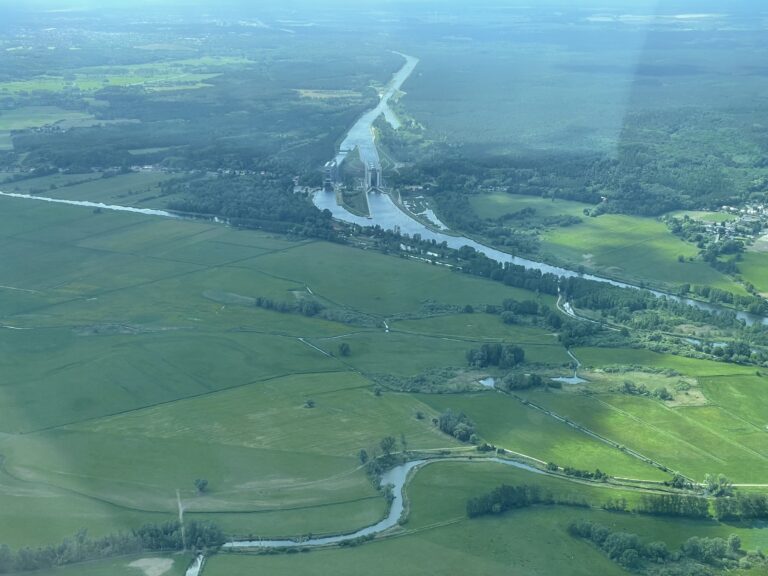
334 52 419 169
0 54 762 327
315 188 766 326
222 457 542 549
315 51 767 326
0 191 177 218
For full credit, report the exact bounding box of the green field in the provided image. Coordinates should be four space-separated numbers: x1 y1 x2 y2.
670 210 738 224
0 196 548 546
0 106 98 131
0 106 104 152
739 251 768 295
247 241 531 317
6 554 192 576
205 461 768 576
0 57 252 95
513 348 768 483
469 192 744 293
2 194 768 573
1 172 177 207
416 393 667 481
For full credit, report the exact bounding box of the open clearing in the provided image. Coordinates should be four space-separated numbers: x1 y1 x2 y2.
0 57 253 95
515 348 768 482
469 192 744 293
739 251 768 295
6 554 190 576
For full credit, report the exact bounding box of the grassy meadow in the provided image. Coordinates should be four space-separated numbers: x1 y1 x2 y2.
1 193 767 567
514 348 768 483
0 196 551 545
469 192 743 292
0 57 252 96
206 461 768 576
739 251 768 296
5 554 193 576
415 393 667 481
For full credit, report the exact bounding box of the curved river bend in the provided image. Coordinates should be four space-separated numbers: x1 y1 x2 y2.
223 457 541 549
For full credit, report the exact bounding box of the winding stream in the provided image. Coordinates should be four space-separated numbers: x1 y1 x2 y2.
223 457 542 549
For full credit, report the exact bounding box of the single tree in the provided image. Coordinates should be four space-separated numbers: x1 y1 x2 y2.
338 342 351 357
380 435 396 456
727 534 741 553
194 478 208 494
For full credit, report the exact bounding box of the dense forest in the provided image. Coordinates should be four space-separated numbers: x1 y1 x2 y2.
164 173 337 240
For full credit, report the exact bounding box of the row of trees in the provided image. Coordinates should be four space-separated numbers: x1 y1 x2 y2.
636 494 711 519
466 484 547 518
253 295 324 318
569 519 754 573
164 174 338 241
713 492 768 521
466 343 525 369
0 522 223 574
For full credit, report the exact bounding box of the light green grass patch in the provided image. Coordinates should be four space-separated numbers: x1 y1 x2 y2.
574 347 754 377
248 242 547 317
543 213 741 292
0 106 96 130
1 372 450 514
41 172 175 207
311 331 471 377
206 461 768 576
189 497 387 541
669 210 738 223
0 57 254 95
7 554 192 576
391 315 569 365
0 462 174 548
0 329 340 433
698 373 768 431
738 251 768 295
470 192 587 220
521 390 768 482
416 393 666 480
208 511 628 576
469 193 743 293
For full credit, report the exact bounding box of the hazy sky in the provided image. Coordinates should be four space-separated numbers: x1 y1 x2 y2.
0 0 761 10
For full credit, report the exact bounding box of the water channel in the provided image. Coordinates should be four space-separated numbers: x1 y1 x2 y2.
333 52 419 169
223 457 542 549
0 191 178 218
315 53 768 327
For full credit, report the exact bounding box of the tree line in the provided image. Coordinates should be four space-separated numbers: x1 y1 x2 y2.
466 484 549 518
0 521 223 574
569 519 764 574
163 173 338 241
